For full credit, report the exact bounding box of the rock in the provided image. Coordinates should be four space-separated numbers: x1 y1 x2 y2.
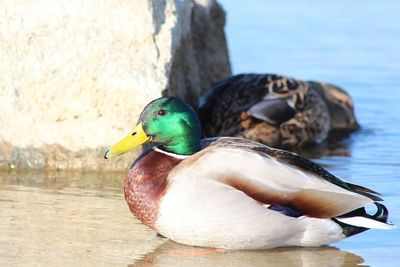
0 0 231 171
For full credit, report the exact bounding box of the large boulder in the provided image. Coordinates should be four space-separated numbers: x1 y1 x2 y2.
0 0 231 171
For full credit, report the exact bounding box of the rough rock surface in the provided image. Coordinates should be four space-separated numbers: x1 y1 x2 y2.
0 0 231 170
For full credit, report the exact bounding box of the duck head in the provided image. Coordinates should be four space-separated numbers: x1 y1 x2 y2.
104 97 202 159
310 82 360 131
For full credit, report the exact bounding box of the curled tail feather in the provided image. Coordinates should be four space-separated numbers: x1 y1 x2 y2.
333 202 394 237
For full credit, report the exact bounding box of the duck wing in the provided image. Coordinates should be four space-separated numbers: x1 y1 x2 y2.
171 137 380 219
247 98 296 126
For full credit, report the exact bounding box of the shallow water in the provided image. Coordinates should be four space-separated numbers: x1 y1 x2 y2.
0 171 369 267
1 1 400 266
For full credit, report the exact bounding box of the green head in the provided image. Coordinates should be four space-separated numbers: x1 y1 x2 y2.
140 97 202 154
104 97 202 158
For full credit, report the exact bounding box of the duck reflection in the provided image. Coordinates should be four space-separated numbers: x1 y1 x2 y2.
299 130 355 159
130 240 365 267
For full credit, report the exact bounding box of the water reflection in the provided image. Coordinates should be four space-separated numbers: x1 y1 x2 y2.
0 154 397 266
0 170 370 267
0 171 162 266
131 241 366 267
299 130 355 159
0 170 125 196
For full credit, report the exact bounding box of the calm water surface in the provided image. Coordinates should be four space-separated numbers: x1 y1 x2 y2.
1 1 400 266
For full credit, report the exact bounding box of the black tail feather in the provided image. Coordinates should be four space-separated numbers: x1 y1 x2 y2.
345 182 383 201
333 202 390 237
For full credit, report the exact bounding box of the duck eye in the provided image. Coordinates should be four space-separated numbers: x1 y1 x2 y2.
158 109 166 116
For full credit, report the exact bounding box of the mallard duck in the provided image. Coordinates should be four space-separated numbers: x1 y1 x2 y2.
199 74 359 149
104 96 391 250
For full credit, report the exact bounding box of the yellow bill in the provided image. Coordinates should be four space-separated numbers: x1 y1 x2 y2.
104 123 151 159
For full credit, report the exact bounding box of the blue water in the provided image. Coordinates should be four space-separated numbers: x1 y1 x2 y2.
219 0 400 266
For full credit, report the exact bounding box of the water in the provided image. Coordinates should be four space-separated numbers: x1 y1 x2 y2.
0 172 369 266
1 1 400 266
0 171 164 266
221 0 400 265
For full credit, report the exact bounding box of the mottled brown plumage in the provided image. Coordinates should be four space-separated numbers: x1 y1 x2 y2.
199 74 359 149
308 81 359 130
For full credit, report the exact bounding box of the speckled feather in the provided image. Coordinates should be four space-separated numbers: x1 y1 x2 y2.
199 74 358 149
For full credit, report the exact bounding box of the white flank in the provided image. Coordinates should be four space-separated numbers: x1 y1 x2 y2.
156 176 346 249
336 217 395 229
154 143 391 249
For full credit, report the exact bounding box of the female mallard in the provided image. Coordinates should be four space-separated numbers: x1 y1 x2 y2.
199 74 359 149
105 97 391 250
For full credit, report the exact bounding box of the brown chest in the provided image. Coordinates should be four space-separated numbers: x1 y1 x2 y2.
124 150 182 229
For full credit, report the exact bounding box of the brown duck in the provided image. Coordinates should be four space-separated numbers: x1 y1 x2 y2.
199 74 359 149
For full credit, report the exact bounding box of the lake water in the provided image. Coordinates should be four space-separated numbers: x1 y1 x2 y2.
1 1 400 266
